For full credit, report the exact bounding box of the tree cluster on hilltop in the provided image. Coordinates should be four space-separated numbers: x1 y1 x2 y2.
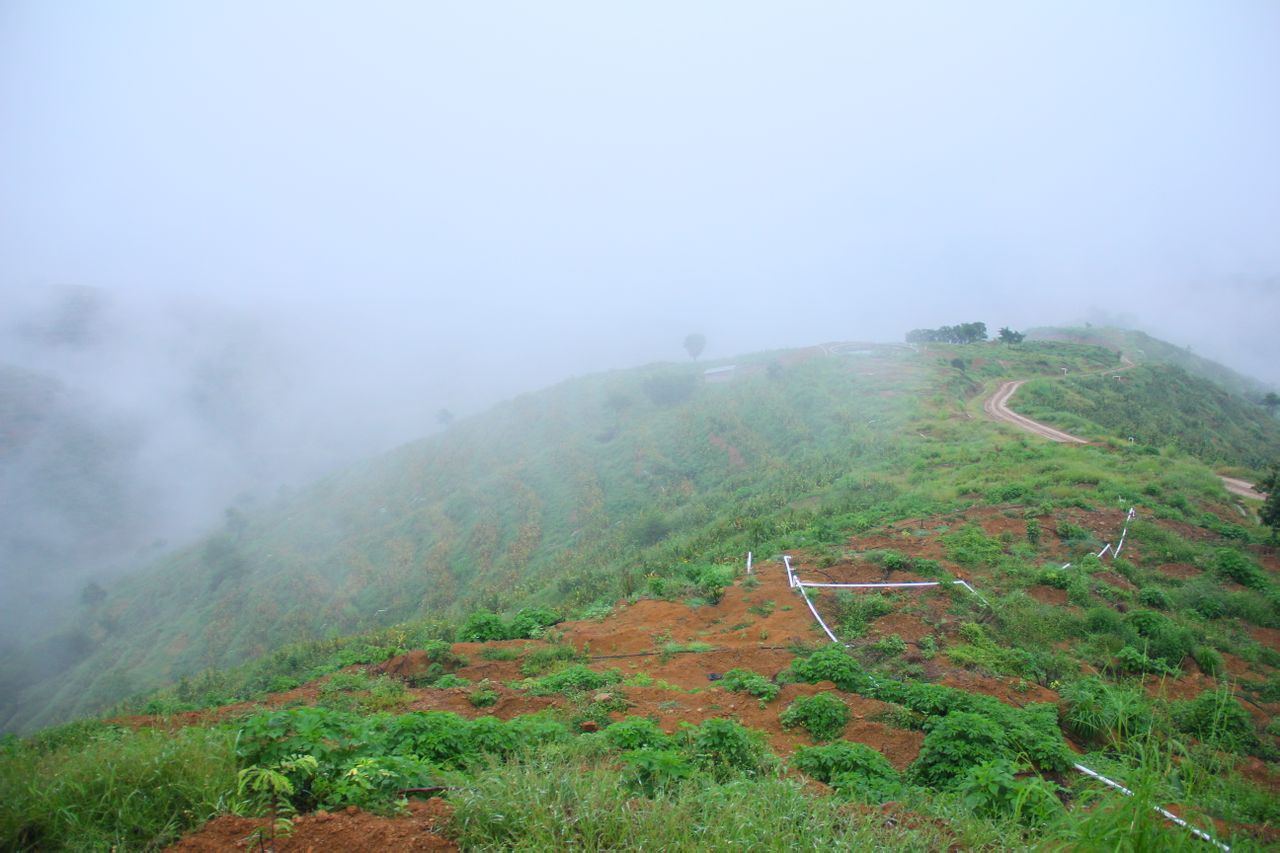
905 321 988 344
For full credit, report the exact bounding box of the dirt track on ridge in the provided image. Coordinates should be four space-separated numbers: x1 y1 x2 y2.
983 377 1267 500
983 379 1087 444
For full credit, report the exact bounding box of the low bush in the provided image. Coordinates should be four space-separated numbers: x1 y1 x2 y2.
785 646 870 692
1172 689 1259 756
526 665 622 696
620 748 695 795
604 717 675 752
958 760 1064 827
1137 588 1170 610
682 718 771 781
1059 677 1153 748
791 741 902 801
720 668 780 703
519 644 582 676
1215 549 1267 591
780 694 850 742
909 712 1011 789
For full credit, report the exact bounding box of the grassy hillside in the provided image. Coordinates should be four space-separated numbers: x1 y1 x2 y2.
3 334 1274 736
1015 363 1280 472
1 333 1278 849
1026 325 1273 399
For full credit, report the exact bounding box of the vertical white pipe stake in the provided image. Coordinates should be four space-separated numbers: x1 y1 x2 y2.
746 552 753 574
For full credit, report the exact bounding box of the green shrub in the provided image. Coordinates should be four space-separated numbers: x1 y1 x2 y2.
1172 688 1259 756
780 694 850 742
785 646 870 692
942 525 1004 566
1113 645 1179 676
508 608 562 639
692 564 736 604
1054 521 1090 543
683 718 770 780
469 681 499 708
909 712 1010 789
422 639 468 669
1137 588 1171 610
958 760 1064 827
527 665 622 696
604 717 674 752
619 748 694 795
1191 646 1224 677
1123 610 1192 668
869 634 907 659
1215 549 1267 590
834 591 895 638
792 741 902 801
458 611 508 642
519 644 582 676
1060 677 1153 747
720 668 780 703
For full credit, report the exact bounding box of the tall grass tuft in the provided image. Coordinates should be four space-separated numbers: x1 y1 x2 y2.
0 724 237 851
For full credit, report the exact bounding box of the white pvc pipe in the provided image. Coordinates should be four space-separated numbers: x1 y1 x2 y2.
746 551 753 574
798 581 942 589
787 548 1228 850
784 555 795 588
1097 543 1113 558
952 579 990 607
795 579 840 644
1072 763 1228 851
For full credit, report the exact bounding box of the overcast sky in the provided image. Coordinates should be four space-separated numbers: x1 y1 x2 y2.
3 1 1279 418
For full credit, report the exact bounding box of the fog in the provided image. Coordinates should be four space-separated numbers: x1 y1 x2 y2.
2 2 1279 638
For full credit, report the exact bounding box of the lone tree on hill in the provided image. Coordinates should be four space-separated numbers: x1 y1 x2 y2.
436 408 454 427
683 332 706 359
998 327 1025 344
1263 392 1279 417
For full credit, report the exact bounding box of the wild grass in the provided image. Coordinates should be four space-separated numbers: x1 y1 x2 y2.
0 724 237 851
447 747 957 851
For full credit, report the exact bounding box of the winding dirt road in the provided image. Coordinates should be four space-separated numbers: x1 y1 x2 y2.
983 378 1267 500
983 380 1087 444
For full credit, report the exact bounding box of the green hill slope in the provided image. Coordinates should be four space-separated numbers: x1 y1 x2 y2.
3 335 1274 733
1026 325 1272 398
1015 364 1280 472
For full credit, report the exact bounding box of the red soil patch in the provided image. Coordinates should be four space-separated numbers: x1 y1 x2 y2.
1094 571 1137 591
936 670 1059 707
1027 585 1069 606
1248 625 1280 651
167 798 456 852
1156 563 1200 580
866 612 935 644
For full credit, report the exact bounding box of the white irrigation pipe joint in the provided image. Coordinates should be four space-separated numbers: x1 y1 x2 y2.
1097 543 1113 559
952 579 990 608
795 581 840 644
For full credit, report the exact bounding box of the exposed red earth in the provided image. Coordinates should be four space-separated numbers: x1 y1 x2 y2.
152 504 1277 849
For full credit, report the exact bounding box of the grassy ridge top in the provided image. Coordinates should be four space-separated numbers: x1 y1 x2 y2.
2 333 1273 734
1026 325 1273 398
